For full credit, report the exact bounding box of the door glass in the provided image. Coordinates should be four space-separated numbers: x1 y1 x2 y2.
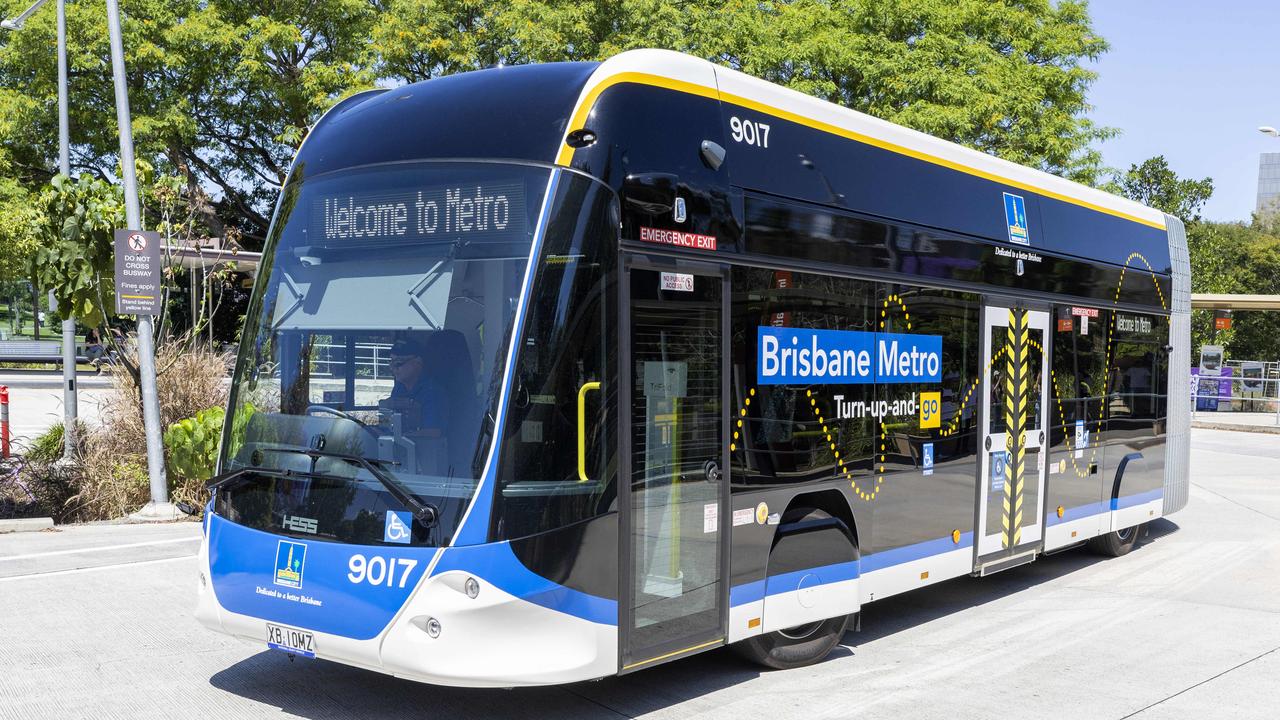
628 269 723 658
984 322 1008 542
1021 326 1045 540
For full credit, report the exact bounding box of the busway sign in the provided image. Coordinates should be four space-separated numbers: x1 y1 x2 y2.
114 229 162 315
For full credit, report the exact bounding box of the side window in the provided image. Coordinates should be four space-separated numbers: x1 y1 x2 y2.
729 267 878 485
1110 312 1168 424
1051 306 1109 444
492 178 619 540
878 285 981 476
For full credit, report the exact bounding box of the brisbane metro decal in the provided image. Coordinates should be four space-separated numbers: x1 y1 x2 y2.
757 327 942 385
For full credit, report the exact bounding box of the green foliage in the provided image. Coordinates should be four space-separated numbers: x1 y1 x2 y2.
1106 156 1214 223
0 0 378 242
163 402 254 483
1185 221 1280 361
163 405 225 482
0 0 1120 246
26 421 66 463
373 0 1115 183
27 173 126 328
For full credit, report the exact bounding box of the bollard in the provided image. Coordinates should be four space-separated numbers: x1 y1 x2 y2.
0 385 8 459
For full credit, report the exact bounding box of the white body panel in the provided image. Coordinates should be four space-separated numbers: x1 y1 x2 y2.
727 599 764 643
859 546 974 604
1044 512 1107 552
1113 498 1163 533
195 534 618 688
761 578 859 635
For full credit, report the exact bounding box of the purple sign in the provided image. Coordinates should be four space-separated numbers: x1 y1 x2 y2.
1191 366 1233 411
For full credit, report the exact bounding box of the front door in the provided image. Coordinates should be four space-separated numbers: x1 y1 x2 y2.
976 303 1051 568
620 264 728 671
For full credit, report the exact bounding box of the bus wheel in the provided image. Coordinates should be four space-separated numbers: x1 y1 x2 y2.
732 507 854 670
732 613 851 670
1088 523 1142 557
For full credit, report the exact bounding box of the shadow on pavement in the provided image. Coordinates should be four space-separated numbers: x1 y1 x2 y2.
209 520 1178 719
853 518 1180 644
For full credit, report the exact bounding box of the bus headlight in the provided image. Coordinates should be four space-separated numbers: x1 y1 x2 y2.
465 577 480 599
426 617 441 638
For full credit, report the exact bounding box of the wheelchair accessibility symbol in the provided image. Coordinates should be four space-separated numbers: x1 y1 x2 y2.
384 510 412 544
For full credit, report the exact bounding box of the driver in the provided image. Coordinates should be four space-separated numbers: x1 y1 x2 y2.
380 337 444 432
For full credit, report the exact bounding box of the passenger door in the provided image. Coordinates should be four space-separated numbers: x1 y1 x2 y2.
975 302 1051 572
620 262 728 671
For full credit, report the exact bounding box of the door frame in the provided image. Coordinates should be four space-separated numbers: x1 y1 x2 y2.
973 298 1052 569
617 252 731 672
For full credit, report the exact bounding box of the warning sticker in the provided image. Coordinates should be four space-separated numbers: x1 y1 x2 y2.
732 508 754 526
703 503 718 534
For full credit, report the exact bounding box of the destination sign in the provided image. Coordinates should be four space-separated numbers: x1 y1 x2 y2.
312 181 526 243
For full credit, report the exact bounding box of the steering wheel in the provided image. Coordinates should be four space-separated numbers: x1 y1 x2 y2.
305 405 383 435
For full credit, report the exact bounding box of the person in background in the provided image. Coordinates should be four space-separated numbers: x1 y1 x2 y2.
84 327 106 370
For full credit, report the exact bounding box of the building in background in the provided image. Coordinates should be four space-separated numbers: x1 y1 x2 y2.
1258 152 1280 219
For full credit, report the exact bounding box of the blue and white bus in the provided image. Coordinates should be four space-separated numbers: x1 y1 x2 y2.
196 50 1191 686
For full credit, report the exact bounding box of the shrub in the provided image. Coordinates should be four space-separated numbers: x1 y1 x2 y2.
23 420 89 464
26 423 66 464
164 406 225 483
12 342 231 522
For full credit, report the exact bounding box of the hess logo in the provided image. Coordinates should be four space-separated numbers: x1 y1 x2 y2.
919 392 941 429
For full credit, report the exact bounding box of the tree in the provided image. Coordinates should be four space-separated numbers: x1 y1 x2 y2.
28 173 126 330
372 0 1117 183
0 0 378 246
1108 155 1213 223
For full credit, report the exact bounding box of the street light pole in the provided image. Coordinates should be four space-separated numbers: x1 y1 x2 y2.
56 0 77 462
104 0 173 520
1 0 77 461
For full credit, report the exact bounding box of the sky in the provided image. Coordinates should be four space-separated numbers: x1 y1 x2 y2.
1086 1 1280 223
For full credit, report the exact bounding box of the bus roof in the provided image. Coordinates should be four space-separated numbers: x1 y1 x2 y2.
557 49 1166 232
297 61 601 180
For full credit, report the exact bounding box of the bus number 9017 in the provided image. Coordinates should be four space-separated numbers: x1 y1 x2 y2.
348 554 419 588
729 116 770 148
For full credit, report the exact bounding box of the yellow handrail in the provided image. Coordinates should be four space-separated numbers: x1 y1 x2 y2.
577 381 601 482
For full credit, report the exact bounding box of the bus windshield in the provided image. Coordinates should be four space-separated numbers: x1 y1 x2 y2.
219 161 555 546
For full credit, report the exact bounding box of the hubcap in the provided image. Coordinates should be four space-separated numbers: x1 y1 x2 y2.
777 620 823 641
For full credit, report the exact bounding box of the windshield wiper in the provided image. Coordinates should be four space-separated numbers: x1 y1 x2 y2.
209 448 440 529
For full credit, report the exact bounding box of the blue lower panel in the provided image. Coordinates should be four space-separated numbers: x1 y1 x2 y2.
1048 489 1165 527
432 542 617 626
1049 500 1109 526
729 533 972 608
730 560 860 607
207 515 431 640
1112 488 1163 510
860 531 973 574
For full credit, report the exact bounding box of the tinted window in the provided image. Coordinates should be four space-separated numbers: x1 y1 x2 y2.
492 174 620 540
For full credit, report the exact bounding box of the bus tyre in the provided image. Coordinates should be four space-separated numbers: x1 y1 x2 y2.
1088 523 1142 557
732 507 855 670
732 613 851 670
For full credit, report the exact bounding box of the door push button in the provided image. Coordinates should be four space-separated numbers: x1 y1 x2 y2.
703 459 722 483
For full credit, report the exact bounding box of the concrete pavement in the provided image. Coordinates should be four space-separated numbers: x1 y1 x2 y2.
0 371 113 446
0 428 1277 719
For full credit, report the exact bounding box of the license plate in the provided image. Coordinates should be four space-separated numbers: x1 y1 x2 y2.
266 623 315 658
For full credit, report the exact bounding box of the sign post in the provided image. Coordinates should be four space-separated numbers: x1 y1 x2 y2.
106 0 174 521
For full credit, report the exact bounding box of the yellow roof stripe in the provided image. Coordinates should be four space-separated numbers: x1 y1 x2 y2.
556 72 719 166
557 73 1166 231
